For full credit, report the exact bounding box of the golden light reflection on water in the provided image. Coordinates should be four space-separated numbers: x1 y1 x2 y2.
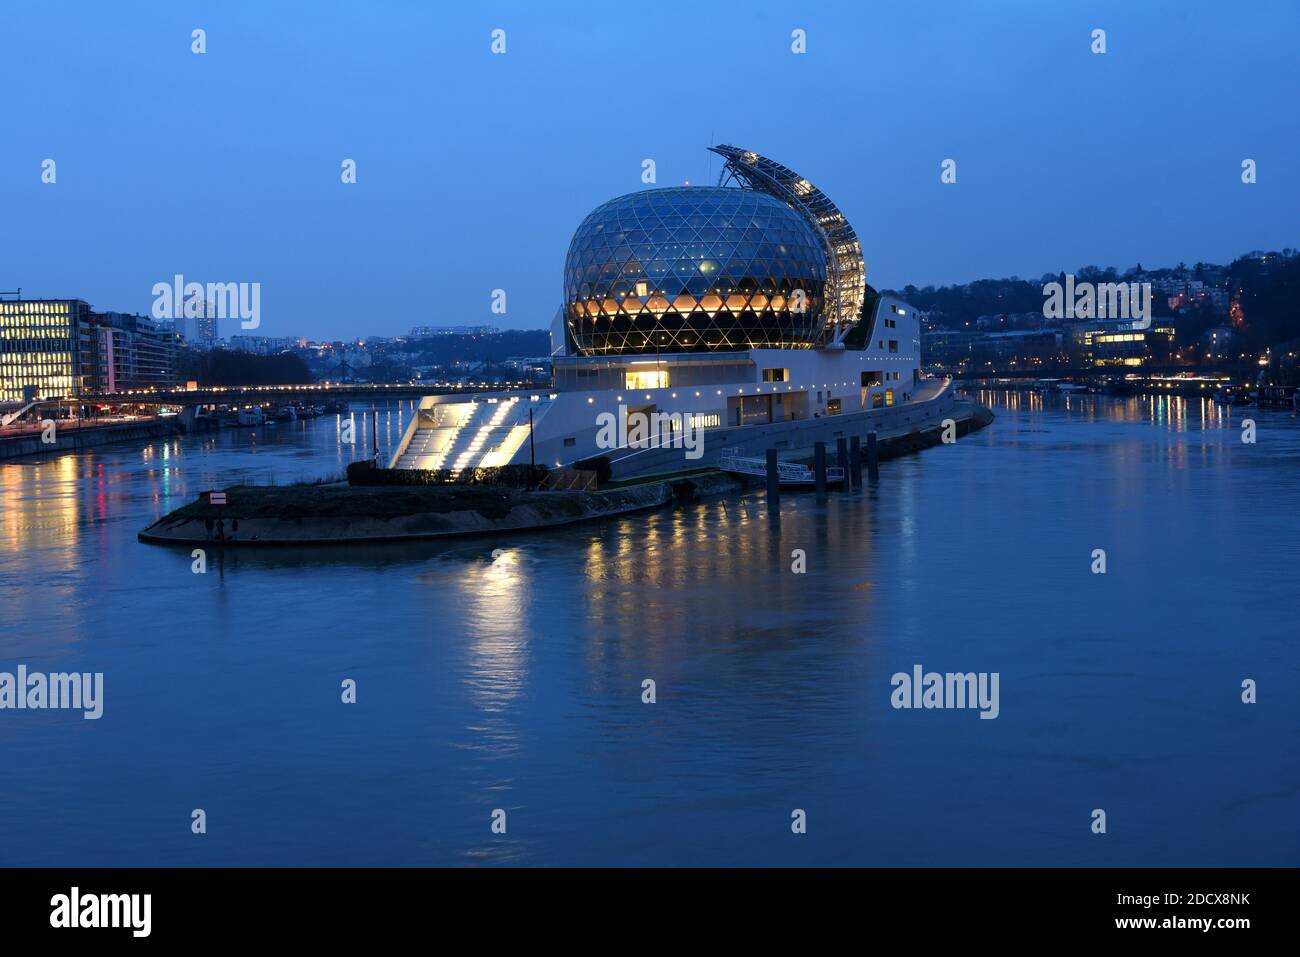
0 454 82 558
973 387 1269 491
0 440 188 561
447 548 532 719
420 545 533 865
976 388 1254 435
577 494 880 672
0 454 89 649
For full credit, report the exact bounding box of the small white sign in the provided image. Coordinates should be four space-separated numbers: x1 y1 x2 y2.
209 491 227 506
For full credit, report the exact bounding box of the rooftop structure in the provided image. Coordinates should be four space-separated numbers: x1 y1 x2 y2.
709 144 868 338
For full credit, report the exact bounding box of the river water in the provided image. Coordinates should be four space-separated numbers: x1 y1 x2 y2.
1 393 1297 866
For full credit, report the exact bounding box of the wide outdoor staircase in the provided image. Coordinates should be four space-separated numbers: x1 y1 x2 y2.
393 396 547 474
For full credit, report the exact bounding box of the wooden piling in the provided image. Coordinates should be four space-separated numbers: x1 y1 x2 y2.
866 431 880 482
849 436 862 489
814 441 827 497
766 448 780 510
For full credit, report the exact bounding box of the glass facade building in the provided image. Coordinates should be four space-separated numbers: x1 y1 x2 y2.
563 187 827 355
0 299 91 402
0 299 181 401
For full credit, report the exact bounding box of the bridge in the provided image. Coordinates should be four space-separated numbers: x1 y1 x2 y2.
945 365 1231 381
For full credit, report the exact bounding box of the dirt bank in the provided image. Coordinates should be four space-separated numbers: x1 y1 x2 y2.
138 473 744 546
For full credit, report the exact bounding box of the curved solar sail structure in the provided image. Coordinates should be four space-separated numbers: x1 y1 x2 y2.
708 144 867 342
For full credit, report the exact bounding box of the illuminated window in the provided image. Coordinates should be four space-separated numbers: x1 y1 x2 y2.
624 369 668 390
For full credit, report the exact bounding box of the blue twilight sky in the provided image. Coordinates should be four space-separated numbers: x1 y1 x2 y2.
2 0 1296 341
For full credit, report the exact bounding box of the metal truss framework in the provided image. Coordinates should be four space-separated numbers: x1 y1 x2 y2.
709 145 867 343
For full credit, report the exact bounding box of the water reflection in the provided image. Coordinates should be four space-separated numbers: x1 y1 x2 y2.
2 393 1298 866
979 388 1247 432
456 549 531 716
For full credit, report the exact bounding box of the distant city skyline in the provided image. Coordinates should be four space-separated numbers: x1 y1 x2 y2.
5 1 1298 341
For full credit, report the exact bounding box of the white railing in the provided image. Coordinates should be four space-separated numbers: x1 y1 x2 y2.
719 449 844 484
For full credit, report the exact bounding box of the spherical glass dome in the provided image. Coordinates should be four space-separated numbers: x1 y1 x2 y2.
563 187 827 355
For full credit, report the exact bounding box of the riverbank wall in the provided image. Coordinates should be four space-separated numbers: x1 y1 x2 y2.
0 419 182 461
